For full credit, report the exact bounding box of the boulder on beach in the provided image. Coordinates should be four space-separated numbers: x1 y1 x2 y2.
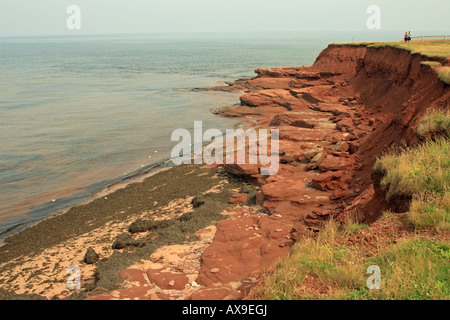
84 247 99 264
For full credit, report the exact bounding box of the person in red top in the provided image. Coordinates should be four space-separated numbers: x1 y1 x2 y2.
404 32 409 43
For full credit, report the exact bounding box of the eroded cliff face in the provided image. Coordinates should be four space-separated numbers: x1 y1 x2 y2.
86 44 450 301
180 45 450 299
195 43 450 296
312 44 450 218
317 44 449 137
313 44 367 78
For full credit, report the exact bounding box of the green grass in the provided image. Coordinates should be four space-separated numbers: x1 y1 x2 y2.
341 215 369 235
253 220 366 300
363 238 450 300
332 42 372 47
374 107 450 232
254 217 450 300
374 138 449 199
342 222 369 235
417 108 450 138
374 137 449 231
336 39 450 57
368 40 450 58
408 192 450 232
437 66 450 85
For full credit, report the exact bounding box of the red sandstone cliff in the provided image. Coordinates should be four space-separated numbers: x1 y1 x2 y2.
197 43 450 297
88 44 450 300
222 43 449 220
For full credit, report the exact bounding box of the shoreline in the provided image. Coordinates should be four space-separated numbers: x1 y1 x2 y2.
0 80 248 244
0 83 254 299
0 163 257 299
1 41 448 300
0 156 176 244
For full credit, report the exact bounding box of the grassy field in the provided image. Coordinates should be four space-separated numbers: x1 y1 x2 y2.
252 109 450 300
368 40 450 58
334 40 450 58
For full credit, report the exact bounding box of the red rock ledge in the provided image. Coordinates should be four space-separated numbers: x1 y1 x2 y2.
89 43 450 300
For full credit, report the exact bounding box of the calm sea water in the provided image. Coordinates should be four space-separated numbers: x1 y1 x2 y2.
0 31 403 240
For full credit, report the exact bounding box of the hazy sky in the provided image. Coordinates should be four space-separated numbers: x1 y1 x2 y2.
0 0 449 37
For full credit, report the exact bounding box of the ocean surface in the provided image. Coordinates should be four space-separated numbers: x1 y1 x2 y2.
0 31 404 240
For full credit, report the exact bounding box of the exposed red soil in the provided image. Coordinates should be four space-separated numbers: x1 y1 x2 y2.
88 44 450 300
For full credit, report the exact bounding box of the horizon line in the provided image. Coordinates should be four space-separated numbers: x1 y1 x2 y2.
1 29 446 39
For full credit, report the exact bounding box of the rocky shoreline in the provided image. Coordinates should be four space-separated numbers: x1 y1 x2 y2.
0 43 448 300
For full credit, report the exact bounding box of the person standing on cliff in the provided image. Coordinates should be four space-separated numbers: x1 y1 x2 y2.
408 31 412 42
404 32 409 43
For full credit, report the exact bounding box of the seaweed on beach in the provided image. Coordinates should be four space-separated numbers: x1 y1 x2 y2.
0 163 257 299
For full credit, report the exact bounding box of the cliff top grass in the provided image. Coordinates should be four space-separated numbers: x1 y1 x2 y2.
369 40 450 58
334 40 450 58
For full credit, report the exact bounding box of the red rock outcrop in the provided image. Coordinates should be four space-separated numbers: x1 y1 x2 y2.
212 43 449 298
89 43 449 300
223 43 449 222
